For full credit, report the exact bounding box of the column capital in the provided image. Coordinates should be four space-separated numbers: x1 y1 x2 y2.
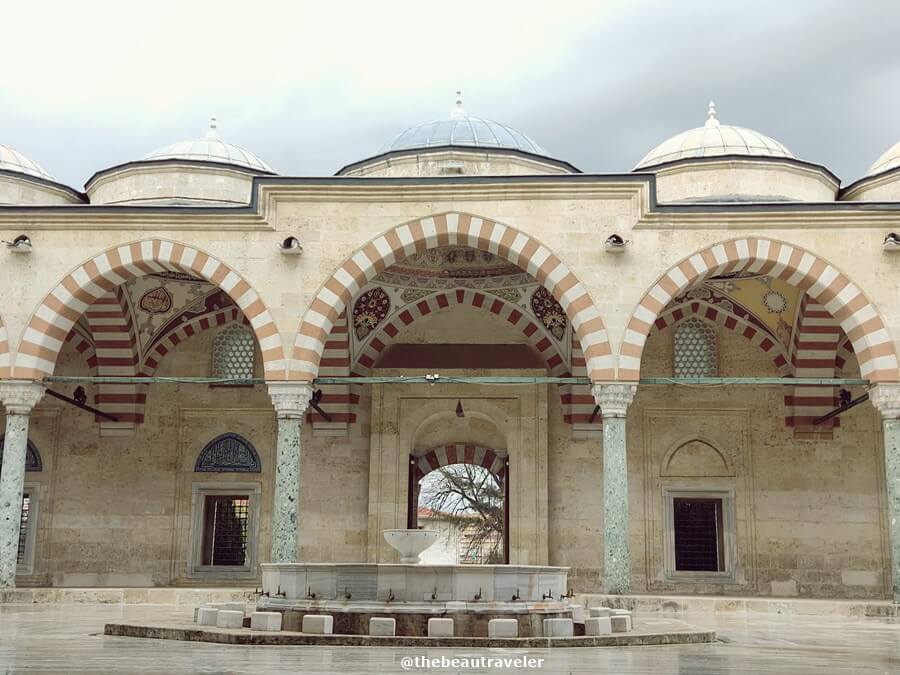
870 383 900 420
591 382 637 418
0 381 46 415
268 382 314 419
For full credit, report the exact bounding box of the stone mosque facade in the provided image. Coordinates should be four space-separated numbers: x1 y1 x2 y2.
1 97 900 602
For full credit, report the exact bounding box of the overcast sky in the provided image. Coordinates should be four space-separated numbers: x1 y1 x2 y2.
3 0 900 188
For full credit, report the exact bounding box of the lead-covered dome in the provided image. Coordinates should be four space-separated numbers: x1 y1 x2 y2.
864 140 900 179
141 118 274 173
339 93 577 177
383 99 547 156
635 101 794 169
0 144 55 180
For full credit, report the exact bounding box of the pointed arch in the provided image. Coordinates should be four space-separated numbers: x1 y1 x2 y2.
412 443 507 482
12 239 285 380
292 212 612 381
621 237 899 382
194 433 261 473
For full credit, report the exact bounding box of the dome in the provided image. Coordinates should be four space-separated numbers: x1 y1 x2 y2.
0 144 54 180
141 118 275 173
635 101 794 170
382 94 549 157
865 140 900 178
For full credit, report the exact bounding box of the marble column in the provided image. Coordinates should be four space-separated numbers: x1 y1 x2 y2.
267 382 312 563
0 381 45 589
593 382 637 595
870 384 900 602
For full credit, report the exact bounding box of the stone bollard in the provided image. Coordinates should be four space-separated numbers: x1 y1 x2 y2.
589 606 611 617
610 609 632 631
216 610 244 629
585 616 612 635
487 618 518 638
542 618 574 637
197 607 219 626
427 618 454 637
369 617 396 636
223 602 246 614
610 615 629 632
250 611 283 631
570 605 585 622
302 615 334 634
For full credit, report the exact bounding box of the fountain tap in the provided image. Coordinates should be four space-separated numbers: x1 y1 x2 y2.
387 588 395 603
511 588 521 602
472 587 482 602
254 587 270 598
274 585 286 598
542 589 555 600
342 587 352 600
305 586 318 600
560 588 574 600
431 586 438 601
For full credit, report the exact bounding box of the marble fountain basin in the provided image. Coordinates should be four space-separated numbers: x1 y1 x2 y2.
383 528 439 564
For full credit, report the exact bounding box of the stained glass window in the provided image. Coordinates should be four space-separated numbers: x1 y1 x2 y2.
673 318 717 377
211 325 255 380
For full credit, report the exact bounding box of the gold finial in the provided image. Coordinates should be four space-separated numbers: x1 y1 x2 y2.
705 100 720 128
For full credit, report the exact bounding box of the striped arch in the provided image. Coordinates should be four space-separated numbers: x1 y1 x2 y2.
652 300 790 373
312 311 357 430
621 238 899 383
64 326 98 372
141 304 247 377
352 289 568 376
561 335 598 426
786 296 842 430
835 336 855 373
13 240 285 380
412 443 508 482
85 287 143 432
293 212 612 382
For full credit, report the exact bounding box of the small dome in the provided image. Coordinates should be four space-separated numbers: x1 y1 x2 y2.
865 140 900 178
382 93 548 157
0 144 54 180
141 117 275 173
635 101 794 169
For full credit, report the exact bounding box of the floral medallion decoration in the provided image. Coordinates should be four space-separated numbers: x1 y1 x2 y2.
489 287 523 304
531 286 567 340
400 288 433 304
762 289 788 314
139 286 173 314
353 287 391 339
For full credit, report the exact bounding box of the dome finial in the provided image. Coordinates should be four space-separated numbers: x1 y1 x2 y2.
451 90 467 119
206 116 219 140
705 100 720 128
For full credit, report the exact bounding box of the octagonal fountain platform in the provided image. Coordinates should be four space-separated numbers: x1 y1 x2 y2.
257 561 573 637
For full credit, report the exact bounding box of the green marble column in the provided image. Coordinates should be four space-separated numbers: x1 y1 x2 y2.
594 383 637 595
870 384 900 602
268 383 312 564
884 417 900 602
0 382 45 589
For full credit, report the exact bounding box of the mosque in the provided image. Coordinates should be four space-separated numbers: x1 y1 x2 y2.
1 94 900 604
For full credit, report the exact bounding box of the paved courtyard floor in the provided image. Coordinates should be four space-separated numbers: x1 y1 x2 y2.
1 603 899 673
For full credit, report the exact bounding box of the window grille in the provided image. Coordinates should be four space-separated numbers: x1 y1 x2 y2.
673 497 724 572
673 318 717 377
201 495 250 566
211 325 255 380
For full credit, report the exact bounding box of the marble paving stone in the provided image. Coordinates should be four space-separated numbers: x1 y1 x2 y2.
427 617 453 637
302 614 333 634
368 617 395 637
250 612 282 631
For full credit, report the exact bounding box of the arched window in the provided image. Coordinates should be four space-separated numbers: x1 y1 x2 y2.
673 318 717 377
0 436 43 472
194 433 261 473
211 324 256 380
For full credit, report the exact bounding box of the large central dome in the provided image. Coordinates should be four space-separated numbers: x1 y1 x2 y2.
381 94 548 156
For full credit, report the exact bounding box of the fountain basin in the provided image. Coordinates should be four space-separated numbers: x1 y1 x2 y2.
383 529 439 564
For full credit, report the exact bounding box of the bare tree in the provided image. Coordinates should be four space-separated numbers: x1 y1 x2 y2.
418 463 503 564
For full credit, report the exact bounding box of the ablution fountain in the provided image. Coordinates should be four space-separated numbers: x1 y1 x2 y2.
256 528 574 637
